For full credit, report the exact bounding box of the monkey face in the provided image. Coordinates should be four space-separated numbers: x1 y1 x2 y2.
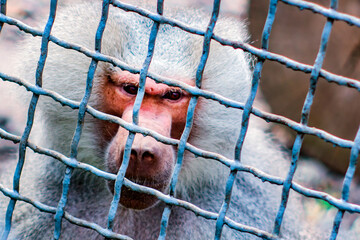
99 69 193 210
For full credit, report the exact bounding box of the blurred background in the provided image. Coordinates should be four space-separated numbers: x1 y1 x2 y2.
0 0 359 231
249 0 360 178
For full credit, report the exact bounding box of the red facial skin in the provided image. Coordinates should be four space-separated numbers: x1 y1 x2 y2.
97 70 193 210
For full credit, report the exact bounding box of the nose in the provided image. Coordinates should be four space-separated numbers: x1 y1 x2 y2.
125 134 164 178
130 147 156 165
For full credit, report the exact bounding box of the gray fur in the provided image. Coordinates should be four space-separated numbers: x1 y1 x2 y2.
0 2 333 239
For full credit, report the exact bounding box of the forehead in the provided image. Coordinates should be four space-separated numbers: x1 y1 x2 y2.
112 70 195 88
120 20 199 80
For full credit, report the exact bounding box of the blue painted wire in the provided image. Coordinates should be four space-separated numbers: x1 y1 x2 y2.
215 1 279 239
53 1 110 239
158 0 221 239
0 0 359 239
1 0 58 239
0 0 6 33
106 0 164 232
273 0 338 236
330 126 360 239
1 13 359 92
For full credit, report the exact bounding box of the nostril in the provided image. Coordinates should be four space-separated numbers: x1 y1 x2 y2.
142 151 155 163
130 149 137 161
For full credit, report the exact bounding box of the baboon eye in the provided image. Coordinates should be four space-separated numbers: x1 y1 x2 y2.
163 90 182 101
123 84 138 95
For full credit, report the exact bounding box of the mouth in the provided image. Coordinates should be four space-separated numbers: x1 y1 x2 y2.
107 176 169 210
126 176 169 190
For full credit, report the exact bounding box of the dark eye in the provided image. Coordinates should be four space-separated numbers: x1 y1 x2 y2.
123 84 138 95
163 90 182 101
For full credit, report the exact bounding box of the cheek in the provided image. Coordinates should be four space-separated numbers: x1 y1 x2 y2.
94 80 133 149
105 126 129 173
95 121 119 150
170 100 194 139
99 79 131 117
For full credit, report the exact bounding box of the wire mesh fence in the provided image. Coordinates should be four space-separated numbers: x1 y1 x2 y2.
0 0 359 239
